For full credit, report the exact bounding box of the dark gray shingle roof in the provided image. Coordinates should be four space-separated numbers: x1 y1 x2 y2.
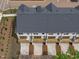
16 3 79 33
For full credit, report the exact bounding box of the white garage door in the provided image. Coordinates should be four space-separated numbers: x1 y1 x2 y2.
47 43 56 55
33 43 43 55
20 43 29 55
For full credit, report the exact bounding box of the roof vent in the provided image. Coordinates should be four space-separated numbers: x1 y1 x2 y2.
36 6 43 12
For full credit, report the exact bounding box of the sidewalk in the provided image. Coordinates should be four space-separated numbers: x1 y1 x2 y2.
0 13 16 22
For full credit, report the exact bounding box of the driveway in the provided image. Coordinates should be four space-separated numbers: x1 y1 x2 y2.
59 43 69 54
20 43 29 55
47 43 56 55
73 43 79 51
33 43 43 55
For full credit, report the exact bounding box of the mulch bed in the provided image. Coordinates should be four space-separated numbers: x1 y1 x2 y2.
42 42 48 55
56 43 61 55
68 42 76 55
29 42 34 55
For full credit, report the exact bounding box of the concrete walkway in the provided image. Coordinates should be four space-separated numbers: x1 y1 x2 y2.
0 13 16 22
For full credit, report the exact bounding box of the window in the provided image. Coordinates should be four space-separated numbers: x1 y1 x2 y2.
62 36 69 39
19 33 23 34
63 33 69 35
48 33 53 35
33 33 38 35
48 36 55 39
34 36 41 39
27 33 29 35
75 6 79 10
70 0 78 2
20 36 27 39
76 37 79 39
42 33 44 34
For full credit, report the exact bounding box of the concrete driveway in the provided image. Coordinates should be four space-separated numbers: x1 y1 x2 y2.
33 43 43 55
47 43 56 55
